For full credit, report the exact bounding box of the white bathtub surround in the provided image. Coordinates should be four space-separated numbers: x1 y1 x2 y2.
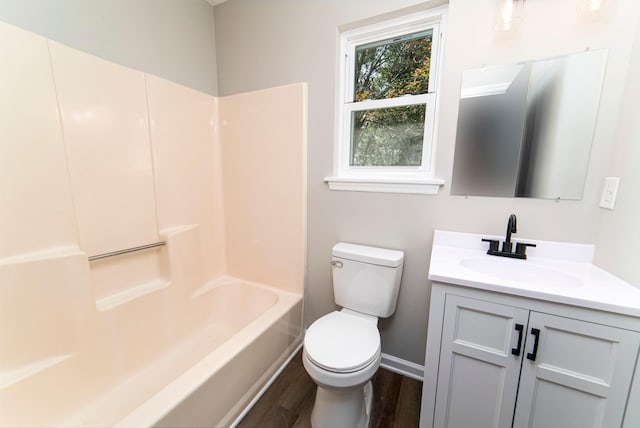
0 21 306 428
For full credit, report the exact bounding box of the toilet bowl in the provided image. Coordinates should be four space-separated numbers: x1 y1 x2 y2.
303 243 404 428
303 309 381 428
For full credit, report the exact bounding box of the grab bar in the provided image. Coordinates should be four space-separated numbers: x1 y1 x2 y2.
88 241 166 262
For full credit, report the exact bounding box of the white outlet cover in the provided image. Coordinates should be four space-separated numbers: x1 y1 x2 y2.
599 177 620 210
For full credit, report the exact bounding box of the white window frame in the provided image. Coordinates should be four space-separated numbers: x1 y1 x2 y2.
325 6 447 195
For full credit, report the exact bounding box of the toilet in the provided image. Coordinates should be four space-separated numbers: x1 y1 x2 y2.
303 242 404 428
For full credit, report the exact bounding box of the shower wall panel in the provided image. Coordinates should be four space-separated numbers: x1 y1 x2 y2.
219 84 307 294
49 41 159 257
0 23 78 259
146 75 226 284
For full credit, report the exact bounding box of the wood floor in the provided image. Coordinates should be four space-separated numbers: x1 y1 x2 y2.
237 349 423 428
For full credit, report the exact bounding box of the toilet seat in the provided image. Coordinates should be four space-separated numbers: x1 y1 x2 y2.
305 311 380 373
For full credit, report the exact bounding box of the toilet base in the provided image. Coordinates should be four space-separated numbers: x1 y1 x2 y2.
310 380 373 428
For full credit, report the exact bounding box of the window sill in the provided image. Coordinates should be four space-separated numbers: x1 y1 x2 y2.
324 176 444 195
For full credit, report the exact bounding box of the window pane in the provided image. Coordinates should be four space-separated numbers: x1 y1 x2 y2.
354 30 432 102
350 104 426 167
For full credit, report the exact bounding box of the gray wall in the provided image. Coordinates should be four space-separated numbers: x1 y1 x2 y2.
0 0 218 95
215 0 640 365
594 15 640 286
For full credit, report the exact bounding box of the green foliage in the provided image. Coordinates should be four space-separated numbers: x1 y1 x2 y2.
351 33 432 167
351 105 426 166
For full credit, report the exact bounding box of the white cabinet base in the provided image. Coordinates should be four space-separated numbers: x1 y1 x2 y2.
420 284 640 428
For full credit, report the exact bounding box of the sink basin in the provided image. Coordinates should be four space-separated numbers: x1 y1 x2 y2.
460 257 582 288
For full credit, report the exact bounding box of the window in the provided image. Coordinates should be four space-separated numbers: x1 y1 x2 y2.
326 7 447 194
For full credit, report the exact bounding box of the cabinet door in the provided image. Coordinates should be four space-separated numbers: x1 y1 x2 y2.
434 295 529 428
513 311 640 428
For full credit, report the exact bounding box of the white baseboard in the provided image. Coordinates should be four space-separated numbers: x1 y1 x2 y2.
380 353 424 381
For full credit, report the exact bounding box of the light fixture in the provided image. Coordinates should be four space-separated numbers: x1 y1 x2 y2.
493 0 524 31
576 0 609 13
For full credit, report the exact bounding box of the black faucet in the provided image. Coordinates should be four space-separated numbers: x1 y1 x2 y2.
481 214 536 260
503 214 517 253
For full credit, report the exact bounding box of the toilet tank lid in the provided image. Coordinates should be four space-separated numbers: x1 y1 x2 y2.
332 243 404 267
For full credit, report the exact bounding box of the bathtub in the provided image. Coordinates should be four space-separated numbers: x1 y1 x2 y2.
1 272 302 427
115 279 303 428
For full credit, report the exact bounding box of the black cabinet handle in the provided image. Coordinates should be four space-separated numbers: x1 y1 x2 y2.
511 323 524 356
526 328 541 361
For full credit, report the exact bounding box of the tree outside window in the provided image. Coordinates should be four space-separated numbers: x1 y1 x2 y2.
351 31 432 167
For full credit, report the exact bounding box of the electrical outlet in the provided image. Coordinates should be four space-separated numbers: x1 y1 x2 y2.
599 177 620 210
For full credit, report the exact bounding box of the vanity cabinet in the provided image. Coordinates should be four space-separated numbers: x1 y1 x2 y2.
421 284 640 428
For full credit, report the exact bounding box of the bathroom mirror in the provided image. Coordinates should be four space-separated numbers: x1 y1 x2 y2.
450 49 607 199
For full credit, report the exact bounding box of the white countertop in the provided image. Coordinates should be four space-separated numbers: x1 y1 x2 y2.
429 230 640 317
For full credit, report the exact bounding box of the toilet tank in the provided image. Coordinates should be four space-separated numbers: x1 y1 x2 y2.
331 243 404 318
